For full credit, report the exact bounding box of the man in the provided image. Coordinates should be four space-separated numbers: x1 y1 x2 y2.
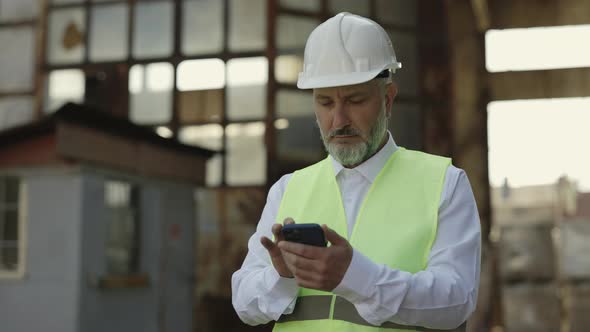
232 12 480 332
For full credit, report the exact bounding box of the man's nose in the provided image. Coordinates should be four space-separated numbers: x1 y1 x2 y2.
332 103 351 129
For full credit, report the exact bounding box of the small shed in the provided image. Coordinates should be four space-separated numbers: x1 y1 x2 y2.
0 103 213 332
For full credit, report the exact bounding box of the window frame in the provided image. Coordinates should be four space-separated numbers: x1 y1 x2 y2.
103 179 140 276
0 176 27 280
40 0 419 187
0 0 41 129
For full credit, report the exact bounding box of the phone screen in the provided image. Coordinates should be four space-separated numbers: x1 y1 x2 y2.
281 223 327 247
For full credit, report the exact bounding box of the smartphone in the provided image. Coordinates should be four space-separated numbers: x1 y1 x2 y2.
281 223 327 247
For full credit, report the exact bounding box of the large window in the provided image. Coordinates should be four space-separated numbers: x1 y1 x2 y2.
104 180 139 275
488 98 590 191
0 0 39 130
41 0 419 187
486 25 590 191
43 0 270 186
0 176 24 277
486 25 590 72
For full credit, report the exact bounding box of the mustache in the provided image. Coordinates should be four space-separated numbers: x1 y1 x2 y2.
328 127 361 138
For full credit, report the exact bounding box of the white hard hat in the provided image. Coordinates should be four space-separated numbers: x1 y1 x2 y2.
297 12 402 89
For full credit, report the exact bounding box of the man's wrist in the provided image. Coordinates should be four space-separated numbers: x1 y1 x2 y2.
267 265 298 288
332 248 379 302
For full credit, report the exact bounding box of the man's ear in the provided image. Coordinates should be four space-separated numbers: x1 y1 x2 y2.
385 82 397 115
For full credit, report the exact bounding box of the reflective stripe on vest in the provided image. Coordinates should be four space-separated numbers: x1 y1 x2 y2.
278 296 466 332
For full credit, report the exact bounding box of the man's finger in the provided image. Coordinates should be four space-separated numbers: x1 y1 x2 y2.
293 271 327 290
281 250 317 272
271 218 295 242
261 236 279 255
271 223 283 236
262 236 295 278
322 224 346 245
278 240 321 259
291 269 327 290
271 223 284 241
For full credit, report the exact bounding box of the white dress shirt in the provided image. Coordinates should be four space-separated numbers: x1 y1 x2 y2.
231 133 481 329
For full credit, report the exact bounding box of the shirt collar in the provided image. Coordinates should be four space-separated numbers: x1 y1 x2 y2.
331 132 398 183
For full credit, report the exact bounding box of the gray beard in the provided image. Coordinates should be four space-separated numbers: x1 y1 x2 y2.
318 108 389 167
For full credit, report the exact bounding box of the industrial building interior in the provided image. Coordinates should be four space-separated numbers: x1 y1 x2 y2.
0 0 589 331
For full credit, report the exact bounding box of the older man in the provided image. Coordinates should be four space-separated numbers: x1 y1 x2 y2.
232 12 480 332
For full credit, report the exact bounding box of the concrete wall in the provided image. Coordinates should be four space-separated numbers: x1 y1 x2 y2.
0 170 83 332
78 169 194 332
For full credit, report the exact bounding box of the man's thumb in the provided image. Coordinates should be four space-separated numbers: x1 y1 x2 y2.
322 224 346 245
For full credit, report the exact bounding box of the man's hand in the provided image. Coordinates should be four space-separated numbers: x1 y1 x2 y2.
261 218 295 278
278 225 353 291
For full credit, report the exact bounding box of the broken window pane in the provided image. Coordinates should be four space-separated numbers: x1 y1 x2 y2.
178 89 223 123
328 0 369 16
177 58 225 121
0 0 38 21
276 15 319 51
389 102 422 149
0 26 34 91
182 0 223 55
226 122 266 185
228 0 266 51
0 97 34 130
51 0 83 3
227 57 267 121
276 90 323 162
177 58 225 91
47 7 85 65
276 115 325 163
179 124 223 151
388 30 418 96
133 1 173 59
376 0 416 27
276 89 313 118
129 62 173 124
275 55 303 84
279 0 320 12
179 125 223 187
45 69 85 112
204 154 222 187
89 3 128 62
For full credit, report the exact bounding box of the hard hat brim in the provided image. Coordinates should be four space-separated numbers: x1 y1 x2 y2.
297 67 386 90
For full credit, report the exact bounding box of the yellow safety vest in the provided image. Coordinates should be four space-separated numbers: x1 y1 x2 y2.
274 148 464 332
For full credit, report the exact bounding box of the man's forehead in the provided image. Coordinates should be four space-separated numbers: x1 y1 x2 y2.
313 80 377 97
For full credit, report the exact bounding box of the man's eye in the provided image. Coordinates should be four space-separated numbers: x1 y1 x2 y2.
349 99 365 104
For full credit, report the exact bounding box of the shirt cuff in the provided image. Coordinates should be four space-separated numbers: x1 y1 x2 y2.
332 248 380 303
264 267 299 318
